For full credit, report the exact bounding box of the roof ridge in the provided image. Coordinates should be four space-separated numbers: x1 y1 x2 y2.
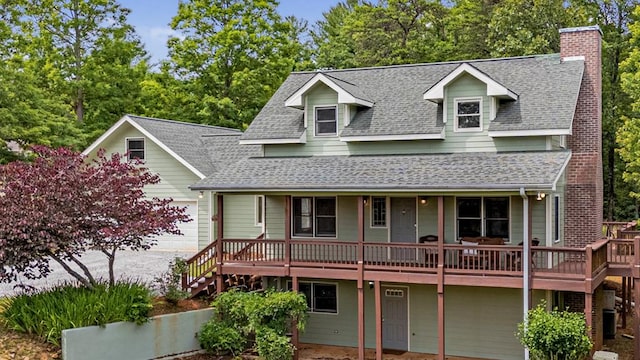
291 54 555 74
126 114 242 133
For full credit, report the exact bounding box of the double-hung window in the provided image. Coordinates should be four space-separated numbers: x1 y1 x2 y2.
315 106 337 136
454 98 482 131
293 197 336 237
126 138 145 160
288 281 338 314
457 197 509 240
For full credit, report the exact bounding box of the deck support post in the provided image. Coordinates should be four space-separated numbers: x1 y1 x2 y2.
374 280 382 360
437 196 445 360
285 196 291 276
357 196 365 360
215 194 224 295
633 237 640 357
292 276 299 360
584 245 593 338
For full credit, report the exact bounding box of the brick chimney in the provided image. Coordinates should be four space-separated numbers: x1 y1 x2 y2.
560 26 603 247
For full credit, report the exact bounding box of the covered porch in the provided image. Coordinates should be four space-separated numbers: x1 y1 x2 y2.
184 193 617 360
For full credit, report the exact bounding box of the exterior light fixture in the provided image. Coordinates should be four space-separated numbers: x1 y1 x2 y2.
536 192 546 201
419 196 428 205
198 191 204 199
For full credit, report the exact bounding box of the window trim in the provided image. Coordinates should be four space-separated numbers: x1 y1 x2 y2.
455 196 511 242
314 105 338 137
286 281 339 315
554 195 560 243
453 97 483 132
292 196 338 238
125 137 145 160
369 196 388 228
255 195 265 228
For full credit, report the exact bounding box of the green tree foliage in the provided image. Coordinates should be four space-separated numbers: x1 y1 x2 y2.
14 0 149 142
516 302 592 360
165 0 306 129
619 5 640 209
0 1 83 162
313 0 448 68
487 0 586 57
441 0 498 61
598 0 638 220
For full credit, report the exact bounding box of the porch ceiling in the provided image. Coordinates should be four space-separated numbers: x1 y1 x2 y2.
191 150 571 192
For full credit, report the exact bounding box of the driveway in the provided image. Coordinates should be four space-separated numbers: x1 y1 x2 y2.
0 250 192 297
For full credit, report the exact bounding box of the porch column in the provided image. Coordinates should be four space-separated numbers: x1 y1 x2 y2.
374 280 383 360
357 196 365 360
285 195 291 276
216 194 224 295
437 196 445 360
520 189 530 360
292 276 299 360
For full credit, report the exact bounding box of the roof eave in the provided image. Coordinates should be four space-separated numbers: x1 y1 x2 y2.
489 129 572 137
423 63 518 102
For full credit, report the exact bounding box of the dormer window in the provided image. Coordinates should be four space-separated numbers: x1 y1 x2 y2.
315 106 337 136
454 98 482 132
126 138 145 160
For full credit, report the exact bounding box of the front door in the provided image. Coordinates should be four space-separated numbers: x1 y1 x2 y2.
382 286 409 351
390 197 416 261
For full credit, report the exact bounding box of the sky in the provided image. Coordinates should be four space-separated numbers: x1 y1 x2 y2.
119 0 343 65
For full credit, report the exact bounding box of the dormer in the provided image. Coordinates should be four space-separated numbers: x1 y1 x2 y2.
423 63 518 103
284 73 374 109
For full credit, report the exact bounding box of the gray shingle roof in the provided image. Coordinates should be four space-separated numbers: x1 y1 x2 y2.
192 150 570 191
127 115 260 177
240 55 583 141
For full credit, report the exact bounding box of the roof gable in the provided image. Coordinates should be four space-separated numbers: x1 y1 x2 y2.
83 115 245 179
423 63 518 102
284 73 374 108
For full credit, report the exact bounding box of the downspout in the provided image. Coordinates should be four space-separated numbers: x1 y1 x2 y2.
520 187 530 360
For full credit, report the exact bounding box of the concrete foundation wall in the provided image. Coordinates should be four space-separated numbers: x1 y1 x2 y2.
61 308 213 360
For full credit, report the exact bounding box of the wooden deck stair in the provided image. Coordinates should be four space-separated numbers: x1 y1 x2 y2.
182 234 264 297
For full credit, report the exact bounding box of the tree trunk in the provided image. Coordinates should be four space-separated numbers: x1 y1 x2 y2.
49 254 92 288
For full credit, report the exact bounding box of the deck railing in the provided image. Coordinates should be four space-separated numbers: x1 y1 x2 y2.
217 238 620 280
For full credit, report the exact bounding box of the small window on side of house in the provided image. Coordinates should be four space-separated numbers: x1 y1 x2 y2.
255 195 264 227
126 138 145 160
315 106 337 136
454 98 482 132
371 196 387 228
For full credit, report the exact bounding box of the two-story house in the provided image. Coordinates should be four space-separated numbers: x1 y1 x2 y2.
182 26 607 360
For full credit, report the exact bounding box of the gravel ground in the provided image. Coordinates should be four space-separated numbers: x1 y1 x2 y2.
0 250 192 297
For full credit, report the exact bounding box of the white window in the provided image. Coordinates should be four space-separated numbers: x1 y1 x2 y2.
315 106 337 136
454 98 482 131
255 195 264 227
370 196 387 228
288 281 338 314
456 197 509 240
126 138 145 160
292 197 336 237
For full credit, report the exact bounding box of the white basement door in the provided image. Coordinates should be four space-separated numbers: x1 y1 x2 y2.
152 201 198 251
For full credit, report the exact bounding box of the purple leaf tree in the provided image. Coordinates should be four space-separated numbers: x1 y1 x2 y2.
0 146 191 288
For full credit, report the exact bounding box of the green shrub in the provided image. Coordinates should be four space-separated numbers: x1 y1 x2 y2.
153 257 190 304
0 280 152 345
255 326 294 360
516 302 592 360
251 290 308 335
198 320 246 356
